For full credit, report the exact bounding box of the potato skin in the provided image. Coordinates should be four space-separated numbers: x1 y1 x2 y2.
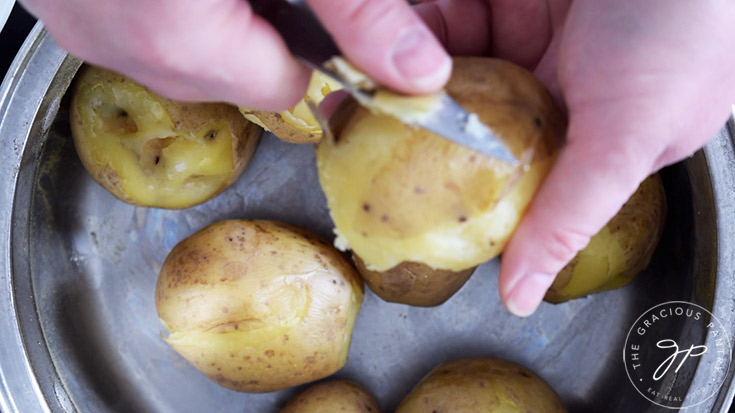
281 380 381 413
396 358 566 413
545 174 666 303
155 220 364 393
317 57 565 272
241 71 342 143
70 65 261 209
353 255 475 307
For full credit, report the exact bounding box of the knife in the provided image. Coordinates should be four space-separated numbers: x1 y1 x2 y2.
249 0 518 164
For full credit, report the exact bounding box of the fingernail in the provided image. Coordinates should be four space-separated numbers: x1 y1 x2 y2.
505 273 555 317
391 27 451 90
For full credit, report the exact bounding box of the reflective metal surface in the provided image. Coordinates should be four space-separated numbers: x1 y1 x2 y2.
2 27 735 413
0 0 14 34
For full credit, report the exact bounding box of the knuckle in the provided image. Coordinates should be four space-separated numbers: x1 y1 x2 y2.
541 226 591 271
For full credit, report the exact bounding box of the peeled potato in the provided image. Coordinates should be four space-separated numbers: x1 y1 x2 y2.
281 380 381 413
353 255 475 307
317 57 564 275
545 174 666 303
70 65 261 209
396 358 566 413
241 71 342 143
155 220 364 393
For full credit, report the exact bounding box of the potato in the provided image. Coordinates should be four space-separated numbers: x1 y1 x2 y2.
240 71 342 143
545 174 666 303
396 358 566 413
70 65 261 209
353 255 475 307
281 380 380 413
316 57 564 273
155 220 364 393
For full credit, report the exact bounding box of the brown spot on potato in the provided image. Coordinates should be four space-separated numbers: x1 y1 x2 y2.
458 216 467 223
362 203 371 212
265 350 275 358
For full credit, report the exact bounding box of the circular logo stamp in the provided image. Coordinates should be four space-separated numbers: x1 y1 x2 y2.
624 301 731 409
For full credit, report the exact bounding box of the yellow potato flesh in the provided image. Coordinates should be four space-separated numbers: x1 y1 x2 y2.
282 72 342 133
72 68 251 208
317 58 563 272
155 220 364 392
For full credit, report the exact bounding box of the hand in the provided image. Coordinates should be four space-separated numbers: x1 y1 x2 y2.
18 0 451 111
416 0 735 316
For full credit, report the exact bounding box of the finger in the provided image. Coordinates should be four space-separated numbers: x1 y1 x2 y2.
532 0 572 107
126 1 312 110
307 0 451 94
485 0 554 70
413 0 492 56
413 0 558 71
30 0 311 111
498 106 660 317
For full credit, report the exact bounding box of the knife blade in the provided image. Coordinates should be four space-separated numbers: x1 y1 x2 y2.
249 0 517 164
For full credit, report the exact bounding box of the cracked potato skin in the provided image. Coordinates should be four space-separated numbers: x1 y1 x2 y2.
317 57 565 273
396 358 566 413
155 220 364 392
353 255 475 307
545 174 666 303
71 65 261 208
240 71 342 143
280 380 380 413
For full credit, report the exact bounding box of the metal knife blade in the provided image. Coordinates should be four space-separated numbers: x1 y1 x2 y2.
249 0 517 164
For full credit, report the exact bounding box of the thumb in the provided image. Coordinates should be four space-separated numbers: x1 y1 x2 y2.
307 0 451 94
498 109 657 317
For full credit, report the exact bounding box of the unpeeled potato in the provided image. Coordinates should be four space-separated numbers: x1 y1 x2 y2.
155 220 364 393
70 65 261 208
240 71 342 143
353 255 475 307
545 174 666 303
316 57 564 306
396 358 566 413
281 380 380 413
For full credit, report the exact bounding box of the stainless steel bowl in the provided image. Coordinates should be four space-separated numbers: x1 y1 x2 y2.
2 26 735 413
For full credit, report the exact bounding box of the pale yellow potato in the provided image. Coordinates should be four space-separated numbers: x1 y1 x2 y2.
240 71 342 143
155 220 364 393
317 57 564 272
545 174 666 303
396 358 566 413
353 255 475 307
280 380 380 413
70 65 261 209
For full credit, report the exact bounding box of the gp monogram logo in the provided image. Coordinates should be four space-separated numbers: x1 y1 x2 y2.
624 301 731 409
